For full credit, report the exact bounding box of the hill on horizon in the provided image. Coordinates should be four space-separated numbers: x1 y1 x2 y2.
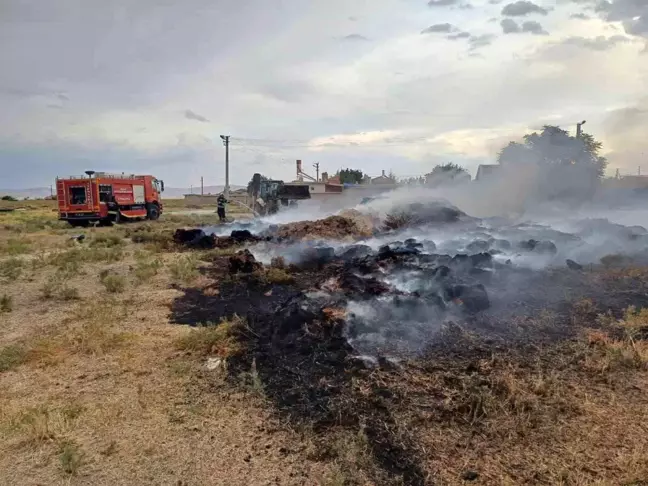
0 185 245 200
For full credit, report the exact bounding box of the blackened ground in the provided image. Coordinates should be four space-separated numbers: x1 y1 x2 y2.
170 257 428 484
169 244 648 485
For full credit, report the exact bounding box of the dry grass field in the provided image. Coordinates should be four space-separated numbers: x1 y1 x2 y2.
1 205 648 485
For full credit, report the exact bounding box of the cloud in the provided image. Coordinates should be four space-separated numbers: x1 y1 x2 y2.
501 18 548 34
602 99 648 172
593 0 648 38
421 23 456 34
502 1 548 16
447 31 472 40
560 35 633 50
469 34 497 50
343 34 370 41
501 18 521 33
184 109 209 123
522 20 549 35
570 12 591 20
427 0 460 6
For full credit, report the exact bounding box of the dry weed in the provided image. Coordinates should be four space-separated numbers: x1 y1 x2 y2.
169 255 199 284
264 267 295 285
0 257 24 281
100 272 127 293
89 234 124 248
0 237 31 255
585 306 648 372
132 257 163 284
59 440 85 475
175 315 247 358
0 345 28 372
65 300 132 355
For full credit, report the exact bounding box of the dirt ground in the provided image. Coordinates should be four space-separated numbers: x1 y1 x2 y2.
2 207 648 485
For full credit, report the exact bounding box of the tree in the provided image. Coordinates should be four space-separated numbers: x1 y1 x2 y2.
1 195 17 201
337 168 364 184
430 162 468 175
497 125 607 200
425 163 470 186
247 174 269 194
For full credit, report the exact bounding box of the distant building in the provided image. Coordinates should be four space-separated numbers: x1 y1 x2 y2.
603 175 648 191
372 170 394 185
184 188 249 207
476 164 500 181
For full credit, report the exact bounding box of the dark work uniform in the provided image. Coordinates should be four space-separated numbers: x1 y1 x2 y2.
217 195 228 221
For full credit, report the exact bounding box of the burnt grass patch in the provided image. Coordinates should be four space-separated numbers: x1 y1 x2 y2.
170 244 648 485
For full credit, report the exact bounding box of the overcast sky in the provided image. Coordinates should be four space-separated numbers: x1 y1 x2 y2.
1 0 647 188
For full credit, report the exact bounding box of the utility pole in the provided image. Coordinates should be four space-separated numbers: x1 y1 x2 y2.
220 135 230 197
201 176 204 196
576 120 586 139
313 162 320 182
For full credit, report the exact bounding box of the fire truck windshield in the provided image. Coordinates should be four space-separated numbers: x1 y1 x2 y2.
154 179 164 192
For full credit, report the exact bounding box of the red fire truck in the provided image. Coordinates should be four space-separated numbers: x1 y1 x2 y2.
56 171 164 226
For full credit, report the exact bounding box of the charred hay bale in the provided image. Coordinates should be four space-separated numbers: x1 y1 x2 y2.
490 238 512 251
230 229 257 243
173 228 216 249
566 259 583 271
518 239 557 254
339 272 390 297
339 244 374 262
466 239 490 253
228 249 262 274
298 246 336 269
404 238 423 249
445 284 490 313
470 252 493 268
384 201 468 230
377 244 420 261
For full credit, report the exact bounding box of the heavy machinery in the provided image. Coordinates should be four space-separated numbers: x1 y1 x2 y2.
248 173 310 216
56 171 164 226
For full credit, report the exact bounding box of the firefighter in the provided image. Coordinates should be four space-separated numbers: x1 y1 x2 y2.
217 193 228 222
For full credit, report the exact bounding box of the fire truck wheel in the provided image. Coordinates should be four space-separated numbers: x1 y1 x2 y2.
147 204 160 221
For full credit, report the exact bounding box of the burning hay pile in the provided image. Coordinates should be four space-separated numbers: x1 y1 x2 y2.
269 213 375 241
170 200 648 484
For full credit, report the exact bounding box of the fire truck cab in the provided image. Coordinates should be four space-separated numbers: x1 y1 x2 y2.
56 171 164 226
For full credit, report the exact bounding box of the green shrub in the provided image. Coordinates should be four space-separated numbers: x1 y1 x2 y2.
0 258 24 281
133 258 163 284
60 286 81 301
264 267 294 284
89 234 124 248
100 273 126 293
0 294 13 312
59 440 85 475
1 238 31 255
0 345 27 372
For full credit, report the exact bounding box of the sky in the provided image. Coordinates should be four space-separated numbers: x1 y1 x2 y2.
1 0 647 188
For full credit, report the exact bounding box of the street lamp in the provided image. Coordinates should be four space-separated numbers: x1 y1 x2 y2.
576 120 586 139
